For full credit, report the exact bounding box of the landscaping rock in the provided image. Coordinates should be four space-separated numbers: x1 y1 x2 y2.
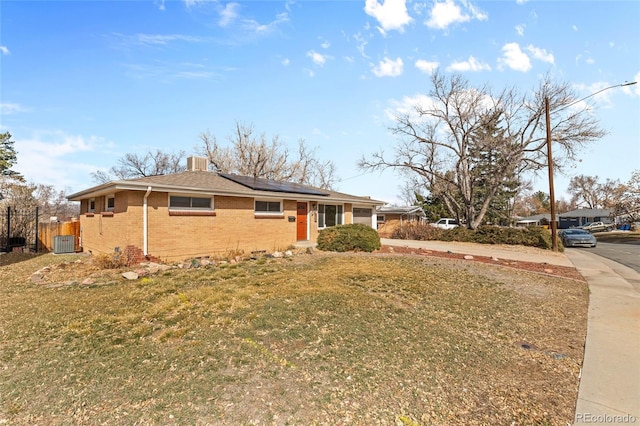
122 271 139 280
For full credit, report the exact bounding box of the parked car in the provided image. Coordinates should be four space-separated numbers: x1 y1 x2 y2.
580 221 615 233
430 218 459 230
559 229 597 247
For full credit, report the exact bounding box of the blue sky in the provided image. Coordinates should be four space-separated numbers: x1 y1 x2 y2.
1 0 639 204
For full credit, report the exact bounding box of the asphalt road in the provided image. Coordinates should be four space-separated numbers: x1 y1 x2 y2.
568 241 640 274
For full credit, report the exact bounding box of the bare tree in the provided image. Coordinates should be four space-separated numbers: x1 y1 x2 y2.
92 149 186 183
614 170 640 222
568 174 626 209
196 122 337 189
359 72 606 229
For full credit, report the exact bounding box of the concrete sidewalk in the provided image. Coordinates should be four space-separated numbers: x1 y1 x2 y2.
381 239 640 425
380 238 574 267
566 249 640 425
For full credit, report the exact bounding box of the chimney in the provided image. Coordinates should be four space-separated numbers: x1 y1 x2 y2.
187 156 209 172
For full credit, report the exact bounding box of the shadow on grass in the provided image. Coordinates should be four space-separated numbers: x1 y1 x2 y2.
0 251 48 267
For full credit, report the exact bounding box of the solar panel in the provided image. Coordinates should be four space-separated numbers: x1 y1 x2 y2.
219 173 329 196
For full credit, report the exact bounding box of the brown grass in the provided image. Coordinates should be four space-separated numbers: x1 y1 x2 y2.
0 251 588 425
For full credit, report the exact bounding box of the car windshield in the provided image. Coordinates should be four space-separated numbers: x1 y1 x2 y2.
565 229 589 235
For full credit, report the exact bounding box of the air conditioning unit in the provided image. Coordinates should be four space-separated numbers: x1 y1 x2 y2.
53 235 75 254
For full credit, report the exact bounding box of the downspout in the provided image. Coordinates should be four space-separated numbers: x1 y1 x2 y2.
143 186 152 256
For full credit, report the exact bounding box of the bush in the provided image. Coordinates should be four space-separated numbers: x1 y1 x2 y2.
389 223 558 251
93 251 127 269
317 223 381 253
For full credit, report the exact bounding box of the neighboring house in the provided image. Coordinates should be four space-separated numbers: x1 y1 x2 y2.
517 209 615 230
67 157 384 262
558 208 613 229
515 214 556 228
376 205 426 238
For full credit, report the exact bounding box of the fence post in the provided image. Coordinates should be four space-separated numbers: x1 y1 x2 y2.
34 206 39 253
5 206 10 253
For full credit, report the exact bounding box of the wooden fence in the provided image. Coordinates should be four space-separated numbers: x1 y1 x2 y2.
38 221 81 253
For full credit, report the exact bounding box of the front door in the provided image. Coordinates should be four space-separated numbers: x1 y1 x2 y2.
296 202 308 241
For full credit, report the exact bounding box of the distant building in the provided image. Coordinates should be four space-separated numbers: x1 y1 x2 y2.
376 205 426 238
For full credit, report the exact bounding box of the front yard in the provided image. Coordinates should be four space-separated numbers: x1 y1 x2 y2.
0 250 588 425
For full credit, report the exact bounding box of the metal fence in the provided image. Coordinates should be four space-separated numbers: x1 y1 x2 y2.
0 206 39 253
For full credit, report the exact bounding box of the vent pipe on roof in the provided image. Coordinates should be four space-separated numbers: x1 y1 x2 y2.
187 156 209 171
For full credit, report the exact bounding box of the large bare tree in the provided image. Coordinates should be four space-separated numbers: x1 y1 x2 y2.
196 122 337 189
568 174 626 209
614 170 640 222
359 72 606 229
92 149 186 183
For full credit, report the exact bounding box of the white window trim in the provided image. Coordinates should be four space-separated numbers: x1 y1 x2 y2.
318 203 344 228
254 199 284 216
168 194 214 212
105 194 115 212
88 198 96 213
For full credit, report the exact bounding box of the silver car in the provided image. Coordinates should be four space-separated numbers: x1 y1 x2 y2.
559 229 597 248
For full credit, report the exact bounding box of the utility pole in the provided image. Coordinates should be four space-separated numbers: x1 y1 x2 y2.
545 97 557 251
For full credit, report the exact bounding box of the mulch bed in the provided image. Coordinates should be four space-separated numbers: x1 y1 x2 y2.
378 245 586 282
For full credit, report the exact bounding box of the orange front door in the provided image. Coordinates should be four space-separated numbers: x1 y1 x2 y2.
296 202 308 241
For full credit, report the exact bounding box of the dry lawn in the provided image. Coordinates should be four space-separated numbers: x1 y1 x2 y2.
0 250 588 425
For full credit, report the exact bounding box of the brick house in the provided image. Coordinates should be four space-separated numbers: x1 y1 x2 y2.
67 157 384 262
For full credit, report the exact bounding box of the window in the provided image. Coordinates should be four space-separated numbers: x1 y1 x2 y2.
377 215 385 222
255 200 282 214
88 198 96 212
169 195 212 210
318 204 343 228
106 195 115 211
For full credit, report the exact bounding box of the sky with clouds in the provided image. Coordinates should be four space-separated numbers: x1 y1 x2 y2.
1 0 639 204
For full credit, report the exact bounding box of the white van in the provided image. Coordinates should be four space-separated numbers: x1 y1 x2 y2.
430 218 459 230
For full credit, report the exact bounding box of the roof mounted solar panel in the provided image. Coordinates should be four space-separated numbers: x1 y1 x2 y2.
219 173 329 196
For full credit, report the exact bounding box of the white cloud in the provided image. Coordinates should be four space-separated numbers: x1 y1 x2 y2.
385 93 437 120
446 56 490 72
281 58 290 66
497 42 531 72
0 103 27 115
526 45 554 64
425 0 487 31
131 34 202 46
372 57 404 77
572 25 578 32
415 59 439 74
242 12 289 34
219 2 240 27
13 131 109 192
515 24 525 36
320 40 330 49
364 0 413 34
353 33 370 59
307 50 327 66
0 45 10 55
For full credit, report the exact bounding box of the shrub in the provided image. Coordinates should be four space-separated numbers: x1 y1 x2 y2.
317 224 381 252
389 223 558 251
93 251 127 269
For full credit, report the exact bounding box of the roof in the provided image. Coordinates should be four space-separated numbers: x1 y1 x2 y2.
559 208 612 218
376 205 426 216
67 171 385 205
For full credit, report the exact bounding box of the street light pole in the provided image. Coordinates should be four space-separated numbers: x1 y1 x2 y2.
545 81 637 252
